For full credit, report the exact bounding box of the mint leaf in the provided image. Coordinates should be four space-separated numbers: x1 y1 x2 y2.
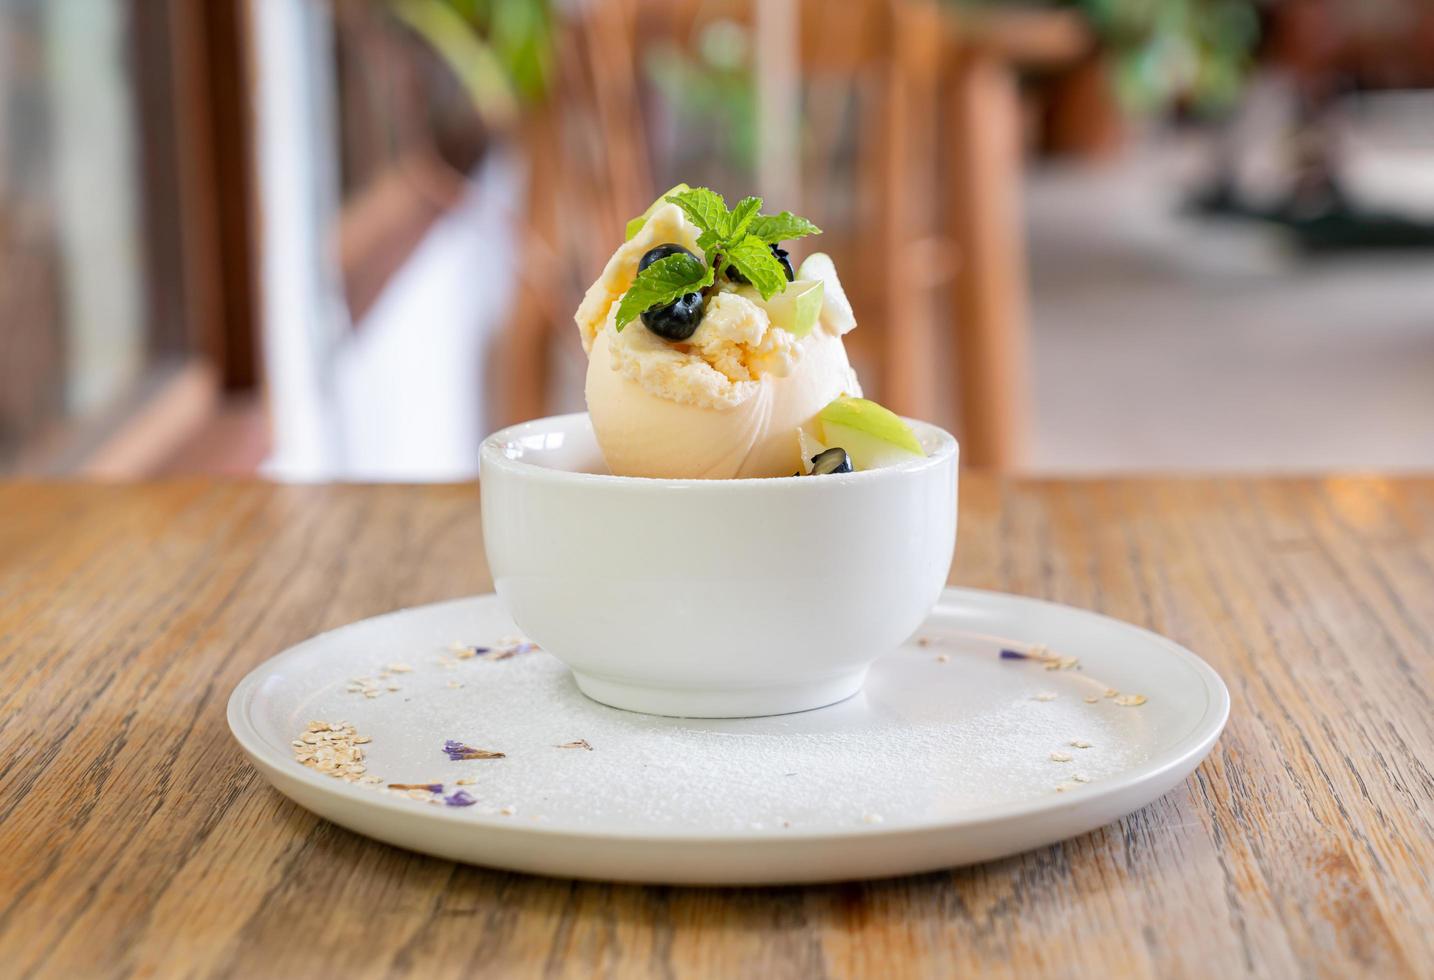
748 212 822 244
725 234 789 299
695 228 723 256
665 188 728 238
614 252 712 331
727 196 763 240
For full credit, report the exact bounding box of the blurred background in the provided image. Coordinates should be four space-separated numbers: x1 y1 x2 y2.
1 0 1431 480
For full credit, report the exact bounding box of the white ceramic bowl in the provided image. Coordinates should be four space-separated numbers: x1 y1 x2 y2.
479 413 958 717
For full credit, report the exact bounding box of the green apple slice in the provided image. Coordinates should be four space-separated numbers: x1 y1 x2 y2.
736 279 824 338
795 251 856 334
625 182 691 240
817 396 924 470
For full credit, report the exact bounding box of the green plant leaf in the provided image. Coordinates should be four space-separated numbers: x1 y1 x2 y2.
724 234 789 299
727 196 763 240
665 187 728 238
391 0 518 127
695 228 723 255
614 253 713 331
747 211 822 244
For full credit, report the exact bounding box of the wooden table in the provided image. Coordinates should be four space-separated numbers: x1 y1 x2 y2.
3 479 1431 977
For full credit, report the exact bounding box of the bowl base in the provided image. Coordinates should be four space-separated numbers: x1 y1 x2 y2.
571 668 869 719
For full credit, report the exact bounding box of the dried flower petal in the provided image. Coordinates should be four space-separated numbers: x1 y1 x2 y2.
484 641 537 661
443 740 506 761
443 790 477 807
1001 646 1078 670
556 740 593 751
388 783 444 793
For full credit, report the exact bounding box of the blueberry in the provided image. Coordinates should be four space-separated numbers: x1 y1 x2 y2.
726 244 795 284
641 291 703 340
810 447 853 475
638 243 697 273
771 245 795 281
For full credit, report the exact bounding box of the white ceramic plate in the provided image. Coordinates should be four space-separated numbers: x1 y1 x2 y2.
227 589 1228 885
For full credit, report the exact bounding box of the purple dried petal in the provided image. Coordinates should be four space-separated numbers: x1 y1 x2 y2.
443 740 506 761
443 790 477 807
482 641 536 661
1000 649 1030 660
469 646 491 654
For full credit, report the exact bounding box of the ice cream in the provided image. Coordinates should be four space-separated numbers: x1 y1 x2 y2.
575 198 862 479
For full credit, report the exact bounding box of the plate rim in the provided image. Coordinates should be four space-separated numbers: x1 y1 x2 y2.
227 587 1230 845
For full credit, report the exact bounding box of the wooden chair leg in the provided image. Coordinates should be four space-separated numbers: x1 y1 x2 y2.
945 47 1030 471
875 0 940 422
496 1 653 430
583 0 650 227
498 109 560 428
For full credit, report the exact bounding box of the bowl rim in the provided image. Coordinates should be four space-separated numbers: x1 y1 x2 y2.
480 412 958 489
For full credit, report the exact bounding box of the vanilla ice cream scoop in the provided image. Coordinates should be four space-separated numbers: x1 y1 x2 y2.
575 201 861 479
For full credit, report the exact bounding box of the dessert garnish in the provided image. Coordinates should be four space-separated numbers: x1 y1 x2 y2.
614 186 821 335
1002 643 1146 706
482 640 537 661
795 396 924 474
292 720 373 781
999 644 1080 671
814 397 924 470
443 740 506 761
809 446 853 475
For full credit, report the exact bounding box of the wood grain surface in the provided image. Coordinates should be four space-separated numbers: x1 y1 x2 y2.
2 478 1431 978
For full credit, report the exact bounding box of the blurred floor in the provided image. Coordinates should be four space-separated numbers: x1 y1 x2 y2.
1025 137 1434 474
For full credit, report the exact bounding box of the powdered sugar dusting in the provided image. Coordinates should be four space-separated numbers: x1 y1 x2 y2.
286 640 1153 832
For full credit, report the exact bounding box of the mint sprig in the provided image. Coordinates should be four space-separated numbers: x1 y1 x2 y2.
614 187 822 331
